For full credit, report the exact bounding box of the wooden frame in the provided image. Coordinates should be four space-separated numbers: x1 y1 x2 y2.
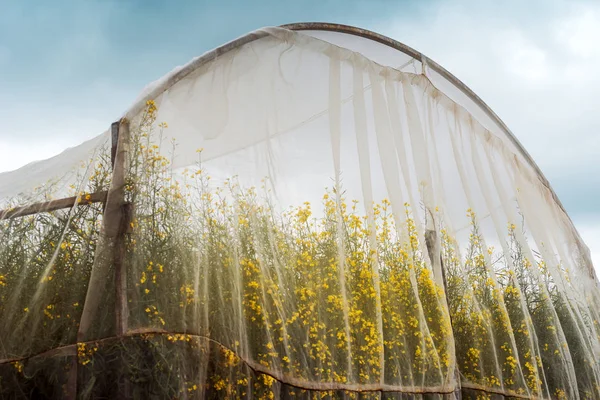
0 119 132 399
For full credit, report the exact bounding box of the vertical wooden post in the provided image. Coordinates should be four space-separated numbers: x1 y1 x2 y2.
108 119 133 399
108 119 130 336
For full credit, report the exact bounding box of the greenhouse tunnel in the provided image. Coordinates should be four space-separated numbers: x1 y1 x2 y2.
0 23 599 399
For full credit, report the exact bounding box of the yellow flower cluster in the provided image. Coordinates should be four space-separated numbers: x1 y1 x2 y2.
77 342 98 366
167 333 192 343
11 361 24 374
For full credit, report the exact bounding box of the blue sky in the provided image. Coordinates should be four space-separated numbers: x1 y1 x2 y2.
1 0 599 266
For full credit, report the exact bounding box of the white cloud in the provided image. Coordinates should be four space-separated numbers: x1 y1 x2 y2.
557 6 600 61
494 29 551 83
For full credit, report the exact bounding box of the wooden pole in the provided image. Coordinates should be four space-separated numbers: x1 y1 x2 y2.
109 119 132 399
106 119 131 336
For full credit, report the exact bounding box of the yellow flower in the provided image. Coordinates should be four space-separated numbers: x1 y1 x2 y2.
12 361 24 373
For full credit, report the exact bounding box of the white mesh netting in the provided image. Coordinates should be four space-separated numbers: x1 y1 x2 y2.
0 25 598 399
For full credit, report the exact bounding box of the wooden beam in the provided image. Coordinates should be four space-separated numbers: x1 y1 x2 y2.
108 118 132 399
0 190 108 220
105 119 131 336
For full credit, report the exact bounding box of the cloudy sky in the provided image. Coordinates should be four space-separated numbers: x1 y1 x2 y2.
0 0 598 269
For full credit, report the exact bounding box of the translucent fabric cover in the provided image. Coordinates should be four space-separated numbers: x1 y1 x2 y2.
1 26 599 399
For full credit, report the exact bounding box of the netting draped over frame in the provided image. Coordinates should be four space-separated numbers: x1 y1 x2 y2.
1 26 599 399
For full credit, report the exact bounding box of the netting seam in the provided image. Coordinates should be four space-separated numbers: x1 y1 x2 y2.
0 330 540 398
0 330 453 394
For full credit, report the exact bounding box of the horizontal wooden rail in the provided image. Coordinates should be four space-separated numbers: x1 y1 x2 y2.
0 190 108 220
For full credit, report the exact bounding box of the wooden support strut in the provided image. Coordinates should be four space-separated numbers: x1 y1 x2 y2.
0 191 108 220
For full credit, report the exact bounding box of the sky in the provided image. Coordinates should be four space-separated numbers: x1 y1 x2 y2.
0 0 598 269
